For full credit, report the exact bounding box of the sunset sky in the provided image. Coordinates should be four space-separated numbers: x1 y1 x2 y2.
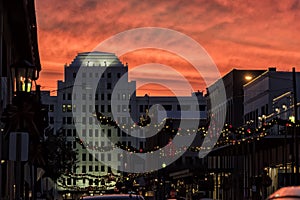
35 0 300 96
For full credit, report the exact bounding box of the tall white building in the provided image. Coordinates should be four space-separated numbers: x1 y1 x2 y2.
42 52 138 191
41 51 208 193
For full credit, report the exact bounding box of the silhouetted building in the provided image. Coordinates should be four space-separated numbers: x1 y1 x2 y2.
206 69 265 128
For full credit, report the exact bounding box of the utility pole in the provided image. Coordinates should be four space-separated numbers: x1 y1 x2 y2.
292 67 299 185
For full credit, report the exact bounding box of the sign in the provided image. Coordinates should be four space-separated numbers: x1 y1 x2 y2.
9 132 29 161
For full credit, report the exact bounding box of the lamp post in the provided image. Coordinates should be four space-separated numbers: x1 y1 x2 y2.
8 60 38 200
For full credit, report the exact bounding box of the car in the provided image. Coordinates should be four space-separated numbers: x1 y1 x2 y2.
267 186 300 199
81 194 145 200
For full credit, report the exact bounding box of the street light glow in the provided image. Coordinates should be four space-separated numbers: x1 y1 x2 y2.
245 75 252 81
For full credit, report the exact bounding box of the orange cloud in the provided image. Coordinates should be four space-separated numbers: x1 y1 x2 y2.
35 0 300 96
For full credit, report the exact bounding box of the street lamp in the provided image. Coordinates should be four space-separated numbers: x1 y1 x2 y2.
10 60 38 93
9 60 38 200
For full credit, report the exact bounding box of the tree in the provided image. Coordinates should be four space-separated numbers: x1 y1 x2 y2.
42 128 78 182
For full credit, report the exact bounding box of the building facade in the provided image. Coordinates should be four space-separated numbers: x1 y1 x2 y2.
203 67 300 200
41 51 209 199
244 68 300 128
206 69 265 128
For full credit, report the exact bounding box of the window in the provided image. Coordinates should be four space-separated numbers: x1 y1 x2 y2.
89 154 93 161
107 154 111 161
67 104 72 112
82 153 86 161
67 178 71 185
62 104 66 112
82 129 86 137
82 72 86 78
107 129 111 137
101 94 104 100
117 73 121 78
63 117 66 124
49 104 54 112
89 178 93 185
82 117 86 124
107 72 111 78
82 93 86 100
73 129 77 136
67 141 72 148
82 105 86 112
101 105 105 112
89 165 93 172
67 117 72 124
95 166 99 172
108 105 111 112
73 141 76 148
95 129 99 137
67 93 72 100
82 166 86 173
89 129 93 137
89 117 93 124
107 83 111 89
95 153 99 161
122 131 126 137
163 105 172 111
107 93 111 100
101 153 104 161
67 129 72 136
101 165 105 172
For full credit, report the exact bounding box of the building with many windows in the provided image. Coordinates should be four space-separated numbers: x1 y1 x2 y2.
206 69 265 128
41 51 208 197
203 67 300 200
244 67 300 128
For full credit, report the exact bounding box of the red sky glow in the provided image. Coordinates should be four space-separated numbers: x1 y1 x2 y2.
35 0 300 96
